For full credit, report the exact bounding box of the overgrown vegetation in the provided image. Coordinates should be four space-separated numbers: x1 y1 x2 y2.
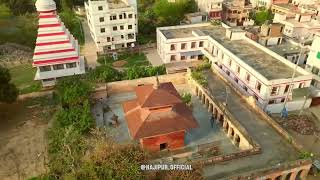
250 7 274 25
138 0 198 44
126 65 166 80
298 151 314 159
97 52 150 67
181 92 192 106
0 65 18 103
195 58 211 71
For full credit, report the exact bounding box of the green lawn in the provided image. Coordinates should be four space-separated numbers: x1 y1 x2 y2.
9 64 41 94
98 53 150 68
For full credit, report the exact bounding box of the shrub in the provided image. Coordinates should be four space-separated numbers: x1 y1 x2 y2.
181 92 192 105
126 65 166 80
195 58 211 71
191 71 208 87
86 65 124 83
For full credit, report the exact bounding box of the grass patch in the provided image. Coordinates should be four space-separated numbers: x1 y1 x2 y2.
9 64 41 94
98 53 150 68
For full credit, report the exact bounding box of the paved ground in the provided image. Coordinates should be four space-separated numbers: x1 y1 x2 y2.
143 48 163 66
80 18 98 69
202 70 299 179
91 84 238 154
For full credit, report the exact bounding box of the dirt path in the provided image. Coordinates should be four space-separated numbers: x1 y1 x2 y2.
0 97 55 179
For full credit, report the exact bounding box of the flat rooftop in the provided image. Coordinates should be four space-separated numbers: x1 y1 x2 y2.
202 27 302 79
161 26 215 39
268 41 302 57
107 0 130 9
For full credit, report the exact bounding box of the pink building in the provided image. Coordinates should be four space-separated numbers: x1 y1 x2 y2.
33 0 85 87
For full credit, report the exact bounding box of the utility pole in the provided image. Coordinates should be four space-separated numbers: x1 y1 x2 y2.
281 37 306 116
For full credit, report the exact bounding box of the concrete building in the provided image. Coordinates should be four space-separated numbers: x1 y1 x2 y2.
222 0 254 26
157 23 314 113
122 79 199 152
196 0 223 20
182 12 208 24
258 23 284 46
33 0 85 87
305 33 320 100
250 0 289 8
84 0 138 52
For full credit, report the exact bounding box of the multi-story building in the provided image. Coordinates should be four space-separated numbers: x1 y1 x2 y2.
305 33 320 97
196 0 223 20
33 0 85 87
258 23 284 46
85 0 138 52
222 0 254 26
251 0 289 8
157 23 314 113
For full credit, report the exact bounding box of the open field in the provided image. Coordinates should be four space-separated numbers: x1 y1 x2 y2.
0 96 57 180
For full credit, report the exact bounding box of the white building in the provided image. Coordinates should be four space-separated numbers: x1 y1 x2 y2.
157 23 314 113
196 0 223 19
85 0 138 52
33 0 85 87
305 33 320 97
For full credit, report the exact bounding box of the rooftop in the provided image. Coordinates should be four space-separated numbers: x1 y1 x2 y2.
268 41 302 57
161 25 215 39
107 0 129 9
202 26 301 80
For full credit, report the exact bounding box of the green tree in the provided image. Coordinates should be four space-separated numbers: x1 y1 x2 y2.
252 8 274 25
0 66 18 103
56 76 92 107
87 65 124 83
0 3 12 18
0 0 34 15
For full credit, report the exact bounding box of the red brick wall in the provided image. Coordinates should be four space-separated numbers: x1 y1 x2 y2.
140 130 185 152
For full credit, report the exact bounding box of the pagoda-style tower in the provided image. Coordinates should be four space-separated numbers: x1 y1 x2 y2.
33 0 85 87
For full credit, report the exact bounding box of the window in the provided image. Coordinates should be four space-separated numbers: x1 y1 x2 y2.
245 72 250 82
170 44 175 51
191 42 196 48
284 85 290 93
111 15 117 20
256 82 262 92
299 82 305 88
39 65 51 72
243 86 248 92
268 100 276 104
100 28 105 33
181 56 186 60
107 37 111 42
191 55 196 59
128 25 132 29
228 59 232 67
119 14 123 19
128 14 133 18
120 25 124 30
236 66 240 74
53 64 64 70
170 55 176 61
66 62 76 68
98 6 103 11
199 41 204 47
226 70 230 76
181 43 186 49
123 13 126 19
311 67 319 75
271 86 279 95
128 33 134 39
99 17 104 22
113 26 117 31
254 95 258 101
121 35 124 39
234 77 239 83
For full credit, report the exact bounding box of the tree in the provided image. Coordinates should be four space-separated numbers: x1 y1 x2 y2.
0 66 18 103
56 76 92 107
0 0 34 15
0 3 12 18
252 8 274 25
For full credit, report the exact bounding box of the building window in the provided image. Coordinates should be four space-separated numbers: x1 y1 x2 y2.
243 86 248 92
256 82 262 92
120 25 124 30
128 33 134 39
236 66 240 74
268 100 276 104
107 37 111 42
170 44 176 51
271 86 279 95
191 42 196 48
111 15 117 20
181 43 186 49
284 84 290 93
66 62 76 68
228 59 232 67
170 55 176 61
119 14 123 19
99 17 104 22
234 77 239 83
39 65 51 72
311 67 320 75
100 28 105 33
113 26 117 31
299 82 305 88
181 56 186 60
121 35 124 39
128 25 132 29
245 72 250 82
128 14 133 18
254 95 258 101
226 70 230 76
191 55 196 59
53 64 64 70
199 41 204 47
98 6 103 11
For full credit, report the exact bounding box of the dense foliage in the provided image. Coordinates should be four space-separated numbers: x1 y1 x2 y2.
86 65 125 83
181 92 192 105
126 65 166 80
250 8 274 25
138 0 197 44
56 76 92 107
191 71 208 87
0 65 18 103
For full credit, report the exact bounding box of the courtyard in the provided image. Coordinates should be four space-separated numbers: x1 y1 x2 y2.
91 83 238 154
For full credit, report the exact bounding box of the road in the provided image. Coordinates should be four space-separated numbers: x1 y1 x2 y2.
202 70 299 179
80 18 98 69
